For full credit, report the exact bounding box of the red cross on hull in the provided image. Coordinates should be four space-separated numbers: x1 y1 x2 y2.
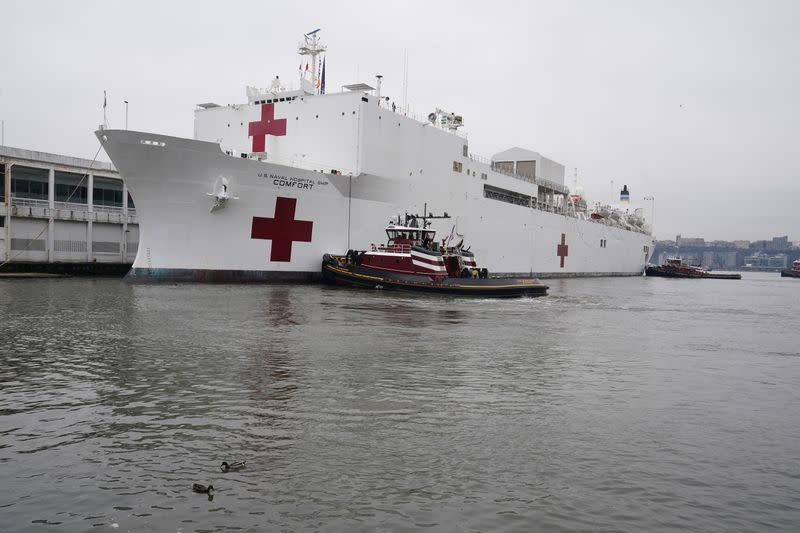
557 233 569 268
251 197 313 262
248 103 287 153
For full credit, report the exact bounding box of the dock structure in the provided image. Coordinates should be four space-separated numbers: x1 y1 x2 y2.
0 146 138 275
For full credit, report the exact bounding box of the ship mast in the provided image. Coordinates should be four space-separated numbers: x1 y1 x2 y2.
298 29 326 94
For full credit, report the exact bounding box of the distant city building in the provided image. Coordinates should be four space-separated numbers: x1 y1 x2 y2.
1 145 138 273
744 252 768 267
767 236 789 252
751 237 792 252
703 250 737 270
676 234 705 247
654 233 797 271
709 240 735 249
743 252 787 270
768 254 788 269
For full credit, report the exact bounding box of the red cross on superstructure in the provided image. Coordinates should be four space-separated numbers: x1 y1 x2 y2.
557 233 569 268
251 197 313 262
248 103 287 153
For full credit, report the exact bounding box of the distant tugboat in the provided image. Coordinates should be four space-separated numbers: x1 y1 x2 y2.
322 212 548 297
781 260 800 278
646 257 741 280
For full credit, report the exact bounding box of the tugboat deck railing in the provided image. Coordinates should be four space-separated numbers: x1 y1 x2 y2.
373 244 411 254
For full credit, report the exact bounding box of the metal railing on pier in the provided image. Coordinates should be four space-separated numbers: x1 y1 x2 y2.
8 195 138 223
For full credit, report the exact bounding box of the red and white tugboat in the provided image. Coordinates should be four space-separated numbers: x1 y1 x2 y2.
781 260 800 278
321 212 548 297
646 257 741 279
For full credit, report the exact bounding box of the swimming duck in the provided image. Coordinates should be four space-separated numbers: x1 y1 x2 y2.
220 460 246 472
192 483 214 494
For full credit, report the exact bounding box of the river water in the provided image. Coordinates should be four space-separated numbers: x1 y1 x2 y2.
1 273 798 532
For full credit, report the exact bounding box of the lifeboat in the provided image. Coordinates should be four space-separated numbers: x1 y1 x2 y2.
645 257 741 279
321 214 547 297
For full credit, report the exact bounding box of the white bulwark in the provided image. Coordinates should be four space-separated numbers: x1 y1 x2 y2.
96 31 653 281
0 146 138 273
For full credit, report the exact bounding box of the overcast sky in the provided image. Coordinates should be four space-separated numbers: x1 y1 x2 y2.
1 0 798 241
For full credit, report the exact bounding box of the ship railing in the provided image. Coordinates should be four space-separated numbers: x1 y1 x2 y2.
468 153 492 165
394 105 468 139
374 244 411 254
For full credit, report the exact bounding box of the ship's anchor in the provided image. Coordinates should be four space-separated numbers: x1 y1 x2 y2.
206 177 239 213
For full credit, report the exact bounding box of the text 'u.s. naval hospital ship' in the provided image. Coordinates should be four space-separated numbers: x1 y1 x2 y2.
97 30 653 282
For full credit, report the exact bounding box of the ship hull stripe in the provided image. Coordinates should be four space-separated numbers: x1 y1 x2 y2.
409 253 445 266
411 259 447 272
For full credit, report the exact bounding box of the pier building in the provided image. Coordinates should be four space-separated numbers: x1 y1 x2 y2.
0 146 137 274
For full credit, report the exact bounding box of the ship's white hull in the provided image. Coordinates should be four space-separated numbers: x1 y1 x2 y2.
98 129 653 281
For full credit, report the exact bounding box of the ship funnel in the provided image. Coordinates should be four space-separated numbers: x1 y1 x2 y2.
376 74 383 101
620 184 630 204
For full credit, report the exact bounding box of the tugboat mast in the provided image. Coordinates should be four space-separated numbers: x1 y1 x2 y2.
404 203 451 228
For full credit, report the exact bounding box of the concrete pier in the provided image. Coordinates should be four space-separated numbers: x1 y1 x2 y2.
0 146 138 274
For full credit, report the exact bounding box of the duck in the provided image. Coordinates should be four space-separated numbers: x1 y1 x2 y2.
220 460 246 472
192 483 214 494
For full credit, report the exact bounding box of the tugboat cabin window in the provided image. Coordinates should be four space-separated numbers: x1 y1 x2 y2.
386 228 435 243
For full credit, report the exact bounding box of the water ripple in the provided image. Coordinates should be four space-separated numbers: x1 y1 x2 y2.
1 275 799 531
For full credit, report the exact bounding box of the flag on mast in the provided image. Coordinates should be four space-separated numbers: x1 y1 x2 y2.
103 90 107 127
444 224 456 246
320 57 326 95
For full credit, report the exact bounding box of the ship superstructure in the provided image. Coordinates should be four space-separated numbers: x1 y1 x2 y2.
97 30 653 281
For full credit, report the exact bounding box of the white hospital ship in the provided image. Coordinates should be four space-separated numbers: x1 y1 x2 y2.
97 30 653 281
